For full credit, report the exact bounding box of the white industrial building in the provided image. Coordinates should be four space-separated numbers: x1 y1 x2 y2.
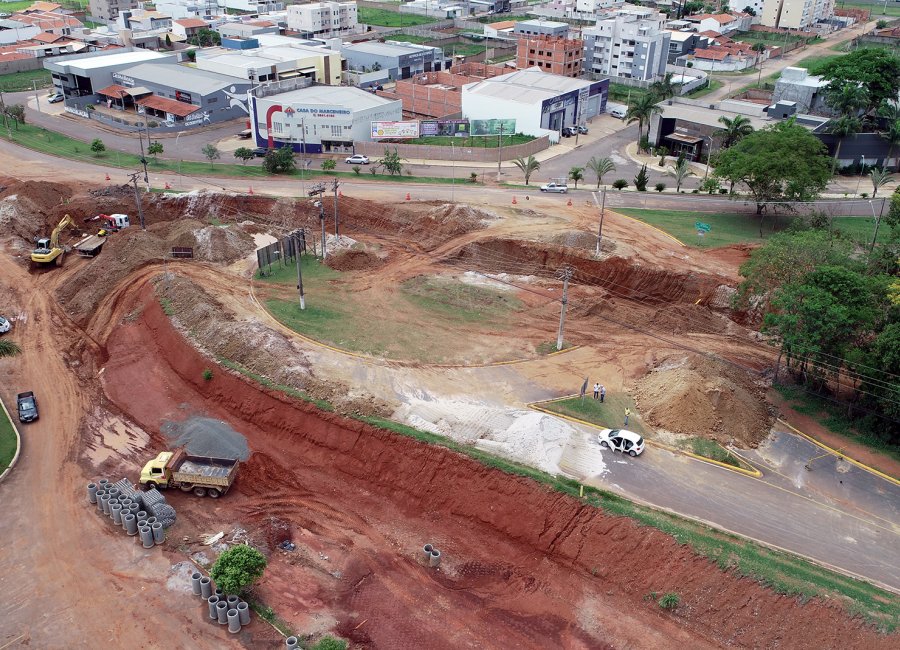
250 81 402 153
582 5 670 81
195 43 342 84
462 68 608 141
286 1 357 38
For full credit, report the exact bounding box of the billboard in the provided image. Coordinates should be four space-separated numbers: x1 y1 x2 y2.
371 121 420 139
420 119 470 137
471 119 516 136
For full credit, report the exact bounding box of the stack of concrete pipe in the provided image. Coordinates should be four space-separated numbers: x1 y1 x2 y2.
191 572 252 633
114 478 177 528
87 478 170 546
422 543 442 567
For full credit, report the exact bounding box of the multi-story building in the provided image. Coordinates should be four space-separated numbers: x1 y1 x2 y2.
582 6 670 81
88 0 140 24
513 19 569 38
760 0 835 30
286 1 357 38
516 35 583 78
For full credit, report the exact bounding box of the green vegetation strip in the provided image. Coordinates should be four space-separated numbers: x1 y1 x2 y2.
212 356 899 631
358 7 437 26
535 395 651 438
684 79 723 99
0 400 19 475
0 69 52 92
836 1 900 17
615 208 890 248
0 122 457 184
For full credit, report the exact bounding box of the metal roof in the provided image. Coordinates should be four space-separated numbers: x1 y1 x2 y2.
58 49 168 71
264 85 399 111
122 63 249 95
342 41 440 57
464 68 594 104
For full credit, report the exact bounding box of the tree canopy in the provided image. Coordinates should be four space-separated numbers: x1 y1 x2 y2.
713 120 831 214
210 544 267 595
818 49 900 115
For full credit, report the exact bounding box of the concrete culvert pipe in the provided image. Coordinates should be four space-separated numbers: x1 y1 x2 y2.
100 494 111 515
200 577 212 599
237 601 250 625
129 503 139 515
124 514 138 536
423 544 434 563
215 588 224 598
429 549 442 567
226 595 239 608
140 526 154 549
227 609 241 633
191 572 203 596
207 595 219 619
151 522 164 545
94 490 105 512
111 503 123 525
216 600 229 625
87 483 98 504
98 478 109 488
145 516 157 526
136 511 148 524
286 637 299 649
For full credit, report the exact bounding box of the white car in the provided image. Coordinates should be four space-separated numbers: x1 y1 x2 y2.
597 429 645 457
540 182 568 193
0 315 9 334
345 154 369 165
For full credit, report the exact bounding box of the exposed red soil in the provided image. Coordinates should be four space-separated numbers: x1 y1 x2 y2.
95 282 896 649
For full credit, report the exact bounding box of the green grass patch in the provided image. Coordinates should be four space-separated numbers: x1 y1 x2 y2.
0 69 52 92
683 437 743 468
443 43 487 57
358 7 436 26
836 1 900 17
776 384 900 467
684 79 723 99
386 34 432 44
0 0 45 11
733 30 807 47
391 134 534 147
0 400 19 474
537 395 651 438
607 83 650 104
256 253 341 284
535 341 573 355
218 357 334 412
400 275 522 324
477 13 533 22
794 52 844 75
247 599 295 637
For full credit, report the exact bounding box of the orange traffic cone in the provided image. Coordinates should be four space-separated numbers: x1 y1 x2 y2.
567 198 573 207
105 173 110 181
339 191 343 198
405 192 411 201
512 196 517 205
249 186 254 195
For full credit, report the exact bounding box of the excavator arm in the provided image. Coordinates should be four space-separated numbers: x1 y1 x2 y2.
50 214 74 249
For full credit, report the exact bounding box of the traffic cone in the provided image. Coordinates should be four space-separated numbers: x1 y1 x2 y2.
567 198 573 207
511 196 517 205
405 192 410 201
339 191 343 198
105 173 110 181
249 186 254 195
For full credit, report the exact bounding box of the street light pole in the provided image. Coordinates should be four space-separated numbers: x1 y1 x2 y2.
595 188 606 257
32 80 41 113
855 154 865 196
703 134 713 181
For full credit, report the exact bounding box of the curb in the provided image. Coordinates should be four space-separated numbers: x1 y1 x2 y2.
528 396 763 478
0 397 23 484
777 418 900 487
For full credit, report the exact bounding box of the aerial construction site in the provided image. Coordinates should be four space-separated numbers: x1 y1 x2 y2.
0 176 897 649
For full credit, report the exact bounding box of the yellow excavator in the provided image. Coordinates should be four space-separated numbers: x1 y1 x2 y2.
31 214 75 266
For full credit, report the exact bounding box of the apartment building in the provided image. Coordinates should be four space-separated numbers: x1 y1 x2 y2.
286 1 357 38
760 0 835 30
516 35 583 78
582 6 669 81
88 0 140 23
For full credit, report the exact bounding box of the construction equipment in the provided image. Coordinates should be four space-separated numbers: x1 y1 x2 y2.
84 213 130 233
73 234 106 257
31 214 74 266
139 448 240 498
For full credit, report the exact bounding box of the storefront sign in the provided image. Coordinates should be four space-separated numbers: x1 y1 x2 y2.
111 72 134 87
175 90 192 104
371 121 419 139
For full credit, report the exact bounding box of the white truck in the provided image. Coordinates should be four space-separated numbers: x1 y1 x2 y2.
540 182 568 193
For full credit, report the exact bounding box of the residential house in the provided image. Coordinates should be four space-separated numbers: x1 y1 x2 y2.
172 17 208 40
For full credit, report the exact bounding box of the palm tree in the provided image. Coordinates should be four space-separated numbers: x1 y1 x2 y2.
625 93 662 142
714 115 754 149
829 114 861 174
825 82 868 118
668 157 693 192
512 155 540 185
586 156 616 188
878 102 900 172
870 168 892 198
569 166 585 189
649 72 679 101
0 339 21 357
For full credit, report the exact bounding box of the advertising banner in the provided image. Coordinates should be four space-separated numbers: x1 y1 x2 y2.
371 121 420 139
420 119 470 137
471 118 516 136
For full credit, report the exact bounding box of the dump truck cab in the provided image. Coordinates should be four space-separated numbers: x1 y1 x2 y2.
140 451 174 488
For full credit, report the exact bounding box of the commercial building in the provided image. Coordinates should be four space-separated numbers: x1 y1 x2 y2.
582 6 670 81
286 1 357 38
88 0 140 24
250 80 402 153
194 42 342 85
340 41 450 83
760 0 835 30
516 35 583 77
772 66 829 113
45 48 173 98
462 67 608 138
513 19 568 38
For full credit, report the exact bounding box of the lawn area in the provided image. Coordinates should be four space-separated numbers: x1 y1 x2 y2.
0 69 52 92
615 208 890 248
477 13 533 22
536 395 652 438
793 52 844 75
733 30 807 47
0 400 19 475
836 0 900 17
443 43 487 57
679 437 745 468
358 7 437 27
386 34 432 45
684 79 723 99
607 83 650 104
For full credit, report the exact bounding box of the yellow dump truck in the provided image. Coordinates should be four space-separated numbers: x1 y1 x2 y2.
140 448 239 498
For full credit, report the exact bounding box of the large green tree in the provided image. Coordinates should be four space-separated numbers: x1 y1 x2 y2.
818 49 900 115
713 120 831 216
210 544 267 595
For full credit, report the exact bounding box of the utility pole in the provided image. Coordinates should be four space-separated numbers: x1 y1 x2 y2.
309 182 326 258
497 122 504 180
556 266 574 351
128 172 147 230
138 125 150 192
294 229 305 310
332 177 340 238
594 188 606 256
32 80 41 114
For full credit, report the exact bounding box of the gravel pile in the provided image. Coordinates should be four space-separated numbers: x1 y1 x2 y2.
160 417 250 460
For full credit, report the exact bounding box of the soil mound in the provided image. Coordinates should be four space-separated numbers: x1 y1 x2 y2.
0 180 75 245
632 354 772 447
325 247 386 271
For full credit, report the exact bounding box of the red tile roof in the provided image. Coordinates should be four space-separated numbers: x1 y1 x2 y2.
692 13 738 23
33 31 63 43
96 84 129 99
174 18 207 28
137 95 200 117
11 10 82 31
693 48 728 61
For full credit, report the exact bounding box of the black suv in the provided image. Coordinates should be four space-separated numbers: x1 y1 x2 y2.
17 391 38 423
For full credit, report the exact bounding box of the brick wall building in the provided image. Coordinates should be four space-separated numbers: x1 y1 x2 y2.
515 35 583 78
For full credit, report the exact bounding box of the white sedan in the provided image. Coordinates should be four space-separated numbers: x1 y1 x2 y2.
597 429 645 457
345 154 369 165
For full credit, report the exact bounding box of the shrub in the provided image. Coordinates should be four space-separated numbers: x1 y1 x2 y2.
612 179 628 190
0 339 22 357
691 189 699 193
90 138 105 156
659 593 680 610
202 368 213 381
633 164 649 191
655 182 666 192
321 159 336 171
470 172 477 183
352 165 361 175
210 544 267 595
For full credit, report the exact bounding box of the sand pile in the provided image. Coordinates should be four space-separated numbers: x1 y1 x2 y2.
632 354 772 447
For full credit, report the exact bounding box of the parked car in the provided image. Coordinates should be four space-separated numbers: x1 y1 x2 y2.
610 107 627 119
561 127 575 137
252 147 269 157
17 391 38 424
47 93 64 104
597 429 645 457
576 125 589 135
345 154 369 165
540 182 568 193
0 315 9 334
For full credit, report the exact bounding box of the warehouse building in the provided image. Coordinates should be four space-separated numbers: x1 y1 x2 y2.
194 42 342 85
340 40 450 83
45 48 174 99
250 80 402 153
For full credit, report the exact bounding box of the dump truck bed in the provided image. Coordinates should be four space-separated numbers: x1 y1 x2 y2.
170 453 239 488
74 235 105 257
